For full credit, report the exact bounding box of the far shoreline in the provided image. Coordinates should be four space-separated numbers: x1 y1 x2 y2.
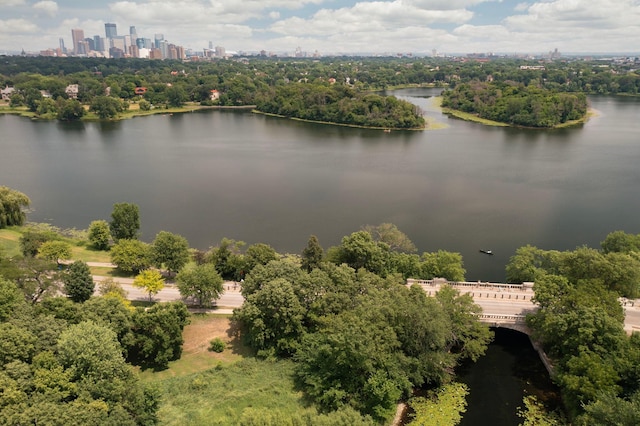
435 96 594 129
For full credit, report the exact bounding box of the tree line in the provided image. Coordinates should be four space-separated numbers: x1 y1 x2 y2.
256 84 425 129
441 81 588 127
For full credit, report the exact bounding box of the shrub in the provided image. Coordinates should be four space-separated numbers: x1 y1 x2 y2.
209 338 226 353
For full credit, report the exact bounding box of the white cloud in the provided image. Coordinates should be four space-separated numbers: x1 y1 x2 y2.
0 19 39 34
34 1 59 17
269 1 473 38
0 0 27 6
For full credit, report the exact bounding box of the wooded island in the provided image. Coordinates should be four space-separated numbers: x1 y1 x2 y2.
441 81 588 128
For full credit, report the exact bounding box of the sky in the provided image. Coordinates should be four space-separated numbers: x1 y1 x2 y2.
1 0 639 55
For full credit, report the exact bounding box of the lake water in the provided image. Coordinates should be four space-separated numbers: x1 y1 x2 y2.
2 88 640 281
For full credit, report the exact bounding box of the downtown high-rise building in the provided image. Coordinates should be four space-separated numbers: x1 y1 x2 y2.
105 23 117 39
71 28 85 54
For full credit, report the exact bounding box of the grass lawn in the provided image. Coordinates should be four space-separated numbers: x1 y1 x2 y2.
70 245 112 263
142 315 377 425
0 228 22 257
139 315 247 382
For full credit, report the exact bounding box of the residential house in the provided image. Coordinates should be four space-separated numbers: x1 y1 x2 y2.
210 89 220 101
0 86 15 101
65 84 79 99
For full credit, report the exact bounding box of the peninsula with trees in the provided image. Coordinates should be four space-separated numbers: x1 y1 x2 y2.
441 81 589 128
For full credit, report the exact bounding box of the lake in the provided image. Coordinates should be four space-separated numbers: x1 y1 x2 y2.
2 89 640 281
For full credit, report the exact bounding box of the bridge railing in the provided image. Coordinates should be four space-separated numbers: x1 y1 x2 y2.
478 313 527 323
407 278 533 292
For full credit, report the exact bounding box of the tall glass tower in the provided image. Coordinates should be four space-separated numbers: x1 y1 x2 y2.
105 23 117 39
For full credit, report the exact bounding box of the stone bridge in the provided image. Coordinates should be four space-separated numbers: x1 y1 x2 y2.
406 277 537 334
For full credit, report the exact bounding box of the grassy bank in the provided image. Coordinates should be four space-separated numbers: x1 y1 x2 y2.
0 224 111 264
0 102 255 122
142 315 378 425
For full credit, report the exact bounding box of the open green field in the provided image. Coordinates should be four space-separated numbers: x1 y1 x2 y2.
0 224 111 264
141 315 378 425
0 228 22 257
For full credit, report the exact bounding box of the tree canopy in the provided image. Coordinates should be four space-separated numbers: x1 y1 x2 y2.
442 81 587 128
0 186 30 228
109 202 140 242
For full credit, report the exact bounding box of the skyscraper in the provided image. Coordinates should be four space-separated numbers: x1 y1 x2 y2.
154 34 164 48
105 23 117 39
71 28 85 54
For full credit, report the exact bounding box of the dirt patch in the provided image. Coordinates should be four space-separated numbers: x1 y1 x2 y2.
182 315 231 355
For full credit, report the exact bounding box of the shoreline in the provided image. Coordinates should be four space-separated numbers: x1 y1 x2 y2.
436 96 593 129
251 109 426 131
0 102 256 122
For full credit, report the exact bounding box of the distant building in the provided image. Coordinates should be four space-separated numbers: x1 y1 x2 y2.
1 86 15 101
105 23 117 39
134 87 147 96
210 89 220 101
71 28 85 54
65 84 79 99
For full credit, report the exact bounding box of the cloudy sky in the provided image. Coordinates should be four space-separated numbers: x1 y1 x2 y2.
1 0 639 55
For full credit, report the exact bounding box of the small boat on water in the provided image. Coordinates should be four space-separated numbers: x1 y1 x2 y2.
479 249 493 255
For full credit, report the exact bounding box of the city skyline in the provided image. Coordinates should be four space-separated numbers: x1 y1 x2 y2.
1 0 640 56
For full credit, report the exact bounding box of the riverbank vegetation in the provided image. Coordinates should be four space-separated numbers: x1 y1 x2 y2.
7 182 640 423
441 82 588 128
1 186 493 424
507 232 640 424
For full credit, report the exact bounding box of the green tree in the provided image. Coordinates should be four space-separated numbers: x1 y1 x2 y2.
12 257 60 303
301 234 324 272
0 186 30 228
37 240 72 266
244 243 278 272
19 229 53 257
109 202 140 241
580 391 640 426
62 260 94 303
420 250 466 281
87 219 111 250
127 302 189 370
601 230 640 254
35 97 58 118
90 95 126 119
363 223 417 253
151 231 190 275
435 285 493 362
166 86 188 107
334 230 390 276
109 239 152 274
233 278 305 357
0 277 24 321
0 322 37 365
176 263 223 307
56 98 85 121
133 269 164 301
208 238 246 280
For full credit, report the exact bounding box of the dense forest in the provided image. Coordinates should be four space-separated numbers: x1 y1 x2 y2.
256 84 425 129
441 81 588 127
